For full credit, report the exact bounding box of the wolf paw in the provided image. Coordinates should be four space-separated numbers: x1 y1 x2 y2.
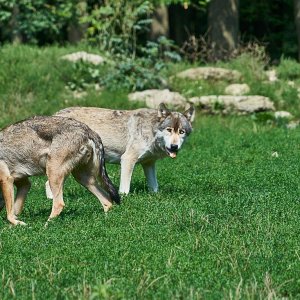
9 219 27 226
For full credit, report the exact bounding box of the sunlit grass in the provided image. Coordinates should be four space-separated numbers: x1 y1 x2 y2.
0 45 300 299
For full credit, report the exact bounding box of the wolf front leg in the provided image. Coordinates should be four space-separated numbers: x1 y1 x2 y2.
142 161 158 193
45 180 53 199
119 152 138 194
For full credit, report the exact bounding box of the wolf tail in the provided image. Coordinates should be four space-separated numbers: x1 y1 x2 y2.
90 133 121 204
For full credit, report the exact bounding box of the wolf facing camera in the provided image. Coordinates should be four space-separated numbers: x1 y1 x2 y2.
53 103 195 194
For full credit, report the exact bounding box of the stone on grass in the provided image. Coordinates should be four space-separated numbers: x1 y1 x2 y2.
265 69 278 82
274 111 293 119
72 90 87 99
189 95 275 114
175 67 242 82
128 89 186 108
225 83 250 96
61 51 105 65
287 121 300 129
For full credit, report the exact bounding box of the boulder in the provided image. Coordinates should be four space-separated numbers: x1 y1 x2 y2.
225 83 250 96
175 67 242 82
61 51 105 65
128 89 186 108
189 95 275 114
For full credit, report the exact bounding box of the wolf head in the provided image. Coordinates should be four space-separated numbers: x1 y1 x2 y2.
156 103 195 159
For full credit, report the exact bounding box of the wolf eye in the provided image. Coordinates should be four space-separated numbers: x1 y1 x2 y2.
179 129 185 134
166 128 172 133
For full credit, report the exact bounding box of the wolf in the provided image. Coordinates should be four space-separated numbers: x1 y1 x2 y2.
0 116 120 226
51 103 195 195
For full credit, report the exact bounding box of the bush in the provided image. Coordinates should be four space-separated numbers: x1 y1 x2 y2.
277 57 300 80
81 1 153 56
65 37 181 92
0 0 81 44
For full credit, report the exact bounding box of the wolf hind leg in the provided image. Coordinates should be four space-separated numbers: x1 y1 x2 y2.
46 167 66 221
14 178 31 216
0 161 26 225
45 180 53 199
72 168 113 212
142 161 158 193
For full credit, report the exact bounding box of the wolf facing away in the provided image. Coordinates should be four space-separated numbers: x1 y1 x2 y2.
52 103 195 195
0 116 120 226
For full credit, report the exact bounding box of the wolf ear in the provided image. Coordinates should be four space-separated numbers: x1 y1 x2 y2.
158 103 171 119
183 105 195 123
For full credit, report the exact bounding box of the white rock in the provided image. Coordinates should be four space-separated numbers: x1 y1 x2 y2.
274 111 293 119
175 67 242 82
73 90 87 99
190 95 274 114
128 89 186 108
61 51 105 65
265 69 278 82
225 83 250 96
287 121 300 129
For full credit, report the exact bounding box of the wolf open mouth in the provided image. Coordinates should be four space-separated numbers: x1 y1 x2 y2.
165 147 178 158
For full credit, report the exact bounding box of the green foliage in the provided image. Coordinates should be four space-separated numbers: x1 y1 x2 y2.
81 1 153 56
240 0 297 60
102 38 181 91
60 1 182 92
65 37 181 92
152 0 210 7
0 0 82 44
222 44 269 82
276 57 300 80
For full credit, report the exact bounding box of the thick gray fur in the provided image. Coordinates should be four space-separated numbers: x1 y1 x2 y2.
54 103 195 194
0 116 120 226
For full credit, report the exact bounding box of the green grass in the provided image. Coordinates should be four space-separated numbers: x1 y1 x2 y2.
1 45 300 299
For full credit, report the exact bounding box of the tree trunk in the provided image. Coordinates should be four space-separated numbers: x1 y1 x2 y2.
150 5 169 40
67 1 88 44
294 0 300 61
208 0 239 60
10 5 23 44
169 4 189 45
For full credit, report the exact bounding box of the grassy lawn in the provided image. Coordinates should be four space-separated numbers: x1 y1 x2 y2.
0 46 300 299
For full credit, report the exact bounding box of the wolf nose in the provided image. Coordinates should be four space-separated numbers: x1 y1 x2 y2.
170 144 178 151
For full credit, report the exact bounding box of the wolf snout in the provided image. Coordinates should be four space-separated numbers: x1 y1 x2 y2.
170 144 178 152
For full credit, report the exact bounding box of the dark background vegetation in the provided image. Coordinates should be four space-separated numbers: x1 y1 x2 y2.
0 0 298 62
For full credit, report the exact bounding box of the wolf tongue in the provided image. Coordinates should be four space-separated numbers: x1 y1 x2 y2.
169 152 177 158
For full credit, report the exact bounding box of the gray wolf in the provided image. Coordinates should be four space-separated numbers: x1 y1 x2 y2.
0 116 120 226
52 103 194 194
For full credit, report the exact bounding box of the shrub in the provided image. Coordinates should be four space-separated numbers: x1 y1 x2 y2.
65 37 181 92
0 0 81 44
81 1 153 56
277 57 300 80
